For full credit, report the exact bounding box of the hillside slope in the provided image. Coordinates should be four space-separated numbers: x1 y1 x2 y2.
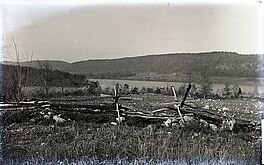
1 60 71 71
3 52 263 78
67 52 260 78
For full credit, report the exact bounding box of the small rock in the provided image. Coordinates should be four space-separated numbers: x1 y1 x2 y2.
165 118 172 127
183 116 194 122
209 123 218 131
116 117 125 122
171 123 178 127
53 115 66 123
200 119 209 127
111 122 117 125
43 115 50 119
29 118 36 122
179 116 194 127
204 105 210 110
220 119 236 131
192 133 199 138
222 107 229 111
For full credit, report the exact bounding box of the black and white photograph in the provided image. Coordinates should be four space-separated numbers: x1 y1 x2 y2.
0 0 263 164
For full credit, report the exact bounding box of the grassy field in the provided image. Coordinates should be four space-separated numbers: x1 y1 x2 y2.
2 95 262 164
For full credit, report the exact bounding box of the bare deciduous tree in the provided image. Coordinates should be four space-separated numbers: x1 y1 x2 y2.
4 37 38 101
198 70 213 99
38 60 54 97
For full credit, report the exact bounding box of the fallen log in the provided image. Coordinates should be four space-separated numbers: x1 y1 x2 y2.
46 95 143 102
120 104 153 114
0 107 37 111
0 102 117 113
152 108 175 114
0 101 50 108
125 114 176 119
50 103 115 110
151 100 200 107
0 95 259 131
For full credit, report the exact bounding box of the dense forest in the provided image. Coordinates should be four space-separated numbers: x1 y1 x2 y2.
8 51 262 78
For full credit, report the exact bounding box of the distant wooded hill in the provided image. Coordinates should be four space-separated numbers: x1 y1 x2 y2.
0 64 86 87
2 52 263 78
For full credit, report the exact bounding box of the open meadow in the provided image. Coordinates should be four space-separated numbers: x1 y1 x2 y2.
2 94 261 165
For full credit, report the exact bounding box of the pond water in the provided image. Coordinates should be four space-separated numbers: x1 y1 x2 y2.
90 79 262 94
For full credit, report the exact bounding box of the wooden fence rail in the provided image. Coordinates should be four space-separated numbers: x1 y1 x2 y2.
0 83 260 132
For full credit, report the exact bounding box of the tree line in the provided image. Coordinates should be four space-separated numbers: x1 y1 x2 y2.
0 63 86 101
99 82 243 100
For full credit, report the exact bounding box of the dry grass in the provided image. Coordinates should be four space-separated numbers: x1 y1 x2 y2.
3 121 261 164
2 97 261 164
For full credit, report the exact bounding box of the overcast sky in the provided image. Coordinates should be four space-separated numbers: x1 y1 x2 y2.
0 0 263 62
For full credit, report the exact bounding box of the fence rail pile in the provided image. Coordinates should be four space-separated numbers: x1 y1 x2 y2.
0 84 260 132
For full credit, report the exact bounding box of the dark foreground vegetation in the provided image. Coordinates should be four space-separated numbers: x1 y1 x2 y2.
2 94 261 165
3 123 261 164
3 111 261 164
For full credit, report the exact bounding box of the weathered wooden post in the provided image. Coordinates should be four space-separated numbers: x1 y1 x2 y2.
172 86 184 122
179 84 191 123
114 84 121 123
180 83 191 108
171 86 178 101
